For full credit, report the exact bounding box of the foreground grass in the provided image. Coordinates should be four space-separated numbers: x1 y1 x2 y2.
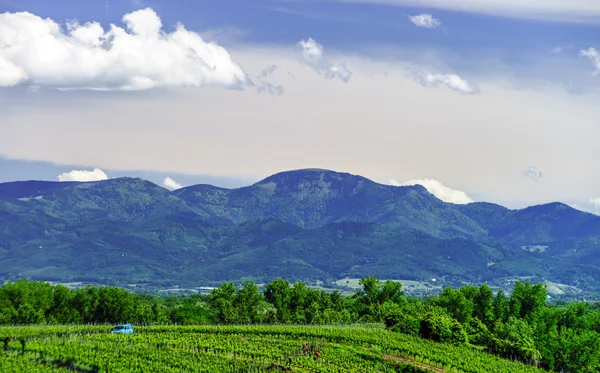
0 324 543 372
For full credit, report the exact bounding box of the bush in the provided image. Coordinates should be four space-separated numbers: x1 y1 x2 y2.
419 311 468 345
486 318 540 366
466 317 491 346
388 313 421 336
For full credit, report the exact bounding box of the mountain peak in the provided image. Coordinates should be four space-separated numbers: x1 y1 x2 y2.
520 202 574 214
254 168 366 186
254 168 426 192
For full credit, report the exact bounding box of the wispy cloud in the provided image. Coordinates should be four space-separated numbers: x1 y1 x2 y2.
58 168 108 182
581 48 600 75
390 178 473 204
323 0 600 23
199 26 248 44
265 6 364 23
255 65 283 95
163 177 183 190
417 72 479 94
299 38 352 82
258 82 283 96
257 82 284 95
131 0 146 8
261 65 277 77
0 8 248 90
523 166 543 182
409 14 441 29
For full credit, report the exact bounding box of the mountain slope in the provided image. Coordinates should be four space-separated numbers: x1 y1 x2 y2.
0 178 205 222
458 202 600 246
175 169 488 239
1 169 600 293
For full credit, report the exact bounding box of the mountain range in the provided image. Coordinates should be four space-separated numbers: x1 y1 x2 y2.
1 169 600 295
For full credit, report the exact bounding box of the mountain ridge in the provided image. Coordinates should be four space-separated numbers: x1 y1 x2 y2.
1 168 599 294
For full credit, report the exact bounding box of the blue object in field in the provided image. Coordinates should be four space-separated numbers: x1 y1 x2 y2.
111 324 134 334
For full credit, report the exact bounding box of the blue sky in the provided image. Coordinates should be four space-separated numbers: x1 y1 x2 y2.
3 0 597 50
0 0 599 212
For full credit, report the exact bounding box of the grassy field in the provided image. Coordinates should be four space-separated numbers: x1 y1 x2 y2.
0 324 543 372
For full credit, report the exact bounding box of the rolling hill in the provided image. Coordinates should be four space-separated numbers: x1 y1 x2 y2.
1 169 600 294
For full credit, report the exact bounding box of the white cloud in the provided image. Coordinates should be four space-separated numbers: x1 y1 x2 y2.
419 73 479 94
589 198 600 209
409 14 442 29
57 168 109 182
389 179 473 204
299 38 352 82
0 8 248 90
523 166 543 181
325 64 352 82
569 198 600 216
581 48 600 75
0 56 28 86
163 176 183 190
326 0 600 23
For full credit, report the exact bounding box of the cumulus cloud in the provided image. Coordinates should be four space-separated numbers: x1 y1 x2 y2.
57 168 109 182
299 38 352 82
409 14 442 29
581 48 600 75
0 8 248 90
163 176 183 190
0 56 28 86
389 178 473 204
418 73 479 94
523 166 543 181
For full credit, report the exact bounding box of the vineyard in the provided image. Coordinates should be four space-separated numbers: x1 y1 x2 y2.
0 325 543 372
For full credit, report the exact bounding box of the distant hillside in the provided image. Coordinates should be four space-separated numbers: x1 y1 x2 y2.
1 169 600 294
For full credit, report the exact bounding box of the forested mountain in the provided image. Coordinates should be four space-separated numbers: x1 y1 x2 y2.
1 169 600 293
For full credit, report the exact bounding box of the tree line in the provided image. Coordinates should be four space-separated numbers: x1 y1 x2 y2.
1 278 600 371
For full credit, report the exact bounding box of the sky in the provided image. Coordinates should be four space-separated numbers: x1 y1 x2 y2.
0 0 599 212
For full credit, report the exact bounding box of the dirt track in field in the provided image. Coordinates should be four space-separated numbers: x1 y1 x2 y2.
383 354 447 373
